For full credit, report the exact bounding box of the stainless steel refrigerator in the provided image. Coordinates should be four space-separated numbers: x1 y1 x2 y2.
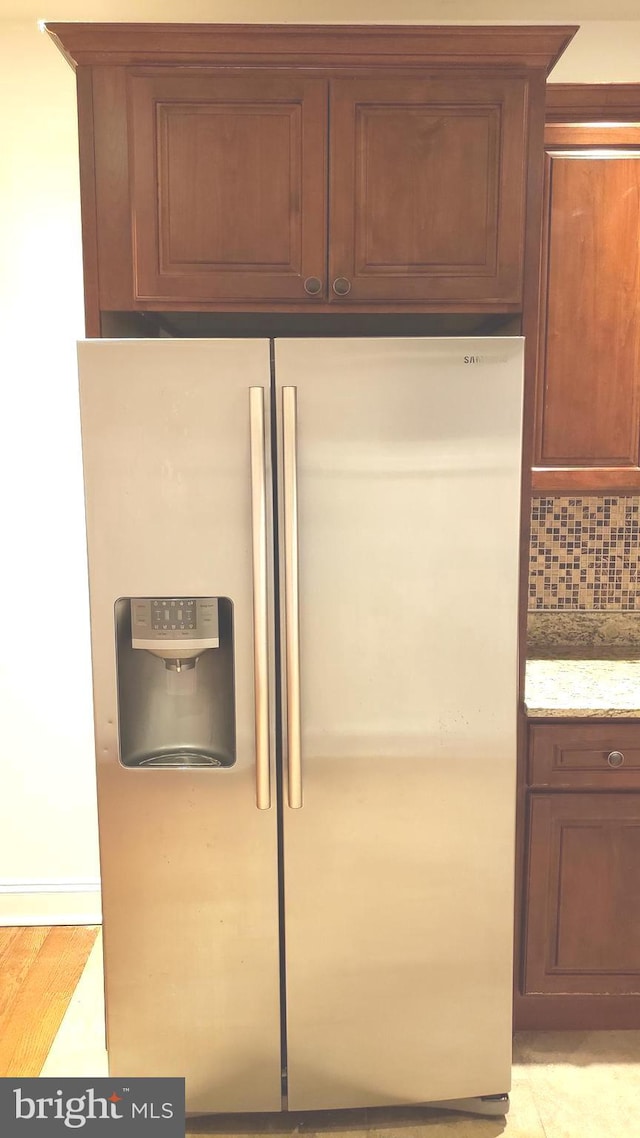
78 336 523 1116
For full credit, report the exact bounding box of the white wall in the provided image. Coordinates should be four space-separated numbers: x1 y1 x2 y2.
1 3 639 924
551 21 640 80
0 20 99 923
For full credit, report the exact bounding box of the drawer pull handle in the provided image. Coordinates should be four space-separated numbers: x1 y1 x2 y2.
607 750 625 768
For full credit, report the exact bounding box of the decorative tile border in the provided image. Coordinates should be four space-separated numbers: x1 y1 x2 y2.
529 497 640 610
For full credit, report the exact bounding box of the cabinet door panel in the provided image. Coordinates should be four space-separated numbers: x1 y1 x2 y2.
329 76 527 306
525 794 640 995
533 127 640 491
129 72 327 303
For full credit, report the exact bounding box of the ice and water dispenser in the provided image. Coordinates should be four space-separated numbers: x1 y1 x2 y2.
115 596 236 768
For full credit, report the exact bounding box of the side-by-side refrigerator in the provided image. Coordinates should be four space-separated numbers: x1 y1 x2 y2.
78 336 523 1116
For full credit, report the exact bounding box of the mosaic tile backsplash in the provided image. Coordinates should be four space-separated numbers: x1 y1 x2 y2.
529 497 640 611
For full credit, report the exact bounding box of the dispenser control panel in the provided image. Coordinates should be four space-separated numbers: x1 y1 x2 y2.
130 597 219 650
150 599 197 632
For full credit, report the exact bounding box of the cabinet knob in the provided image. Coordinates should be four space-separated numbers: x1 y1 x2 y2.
607 750 625 767
332 276 352 296
304 277 322 296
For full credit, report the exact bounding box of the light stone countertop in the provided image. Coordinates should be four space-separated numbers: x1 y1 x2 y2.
525 659 640 718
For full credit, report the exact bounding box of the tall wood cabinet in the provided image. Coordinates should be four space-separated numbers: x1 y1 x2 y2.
47 23 575 331
534 89 640 492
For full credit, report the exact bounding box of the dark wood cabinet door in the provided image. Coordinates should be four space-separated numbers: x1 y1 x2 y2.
534 125 640 492
328 76 527 307
524 793 640 996
128 72 327 304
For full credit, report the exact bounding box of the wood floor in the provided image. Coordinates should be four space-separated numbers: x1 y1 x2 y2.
0 926 98 1077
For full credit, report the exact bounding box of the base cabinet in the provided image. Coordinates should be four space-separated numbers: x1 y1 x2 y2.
519 720 640 1027
524 792 640 996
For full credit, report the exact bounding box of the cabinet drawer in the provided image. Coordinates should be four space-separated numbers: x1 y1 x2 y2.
529 723 640 789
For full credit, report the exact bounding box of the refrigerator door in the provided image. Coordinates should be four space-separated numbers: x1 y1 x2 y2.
275 338 523 1110
79 339 281 1112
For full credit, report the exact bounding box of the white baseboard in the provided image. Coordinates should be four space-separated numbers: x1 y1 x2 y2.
0 880 102 925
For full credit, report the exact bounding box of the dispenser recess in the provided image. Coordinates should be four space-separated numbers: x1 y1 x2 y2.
115 596 236 768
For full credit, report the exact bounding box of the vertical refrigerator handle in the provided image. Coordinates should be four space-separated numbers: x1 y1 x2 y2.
282 386 303 809
249 387 271 810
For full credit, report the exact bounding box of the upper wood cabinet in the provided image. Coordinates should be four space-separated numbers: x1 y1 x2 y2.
533 117 640 492
130 71 526 307
46 23 576 327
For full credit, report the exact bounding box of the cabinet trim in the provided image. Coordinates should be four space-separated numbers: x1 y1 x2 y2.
76 67 101 337
46 24 577 73
546 83 640 123
532 469 640 493
515 992 640 1030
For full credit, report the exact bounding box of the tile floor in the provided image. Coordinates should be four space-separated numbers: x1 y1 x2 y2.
42 935 640 1137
